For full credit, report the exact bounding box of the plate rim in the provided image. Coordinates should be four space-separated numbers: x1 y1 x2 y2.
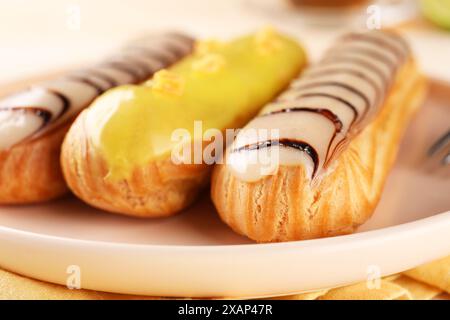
0 209 449 298
1 209 449 251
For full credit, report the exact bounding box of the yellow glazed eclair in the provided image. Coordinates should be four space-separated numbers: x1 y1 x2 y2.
211 30 427 242
61 28 307 217
0 32 194 204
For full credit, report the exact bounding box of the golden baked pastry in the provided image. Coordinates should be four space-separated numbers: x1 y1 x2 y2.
0 32 194 204
61 28 307 217
211 30 427 242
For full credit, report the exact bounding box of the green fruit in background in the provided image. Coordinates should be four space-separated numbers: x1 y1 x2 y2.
420 0 450 30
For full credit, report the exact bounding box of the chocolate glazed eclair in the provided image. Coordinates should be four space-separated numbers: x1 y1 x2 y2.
0 32 194 204
212 30 427 242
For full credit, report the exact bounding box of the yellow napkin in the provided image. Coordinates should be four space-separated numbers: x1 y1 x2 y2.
1 256 449 300
391 276 442 300
0 268 103 300
317 280 411 300
404 256 450 293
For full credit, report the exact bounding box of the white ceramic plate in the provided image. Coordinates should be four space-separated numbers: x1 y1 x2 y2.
0 80 449 298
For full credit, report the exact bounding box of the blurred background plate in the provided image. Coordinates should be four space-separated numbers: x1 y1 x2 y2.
1 0 450 84
0 78 448 298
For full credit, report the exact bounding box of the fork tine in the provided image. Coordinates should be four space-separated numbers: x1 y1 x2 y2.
443 153 450 166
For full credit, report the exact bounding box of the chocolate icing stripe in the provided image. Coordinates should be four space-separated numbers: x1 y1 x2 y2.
261 107 343 165
305 67 384 91
0 106 52 127
106 58 153 77
129 47 173 65
381 31 410 53
262 107 343 132
65 76 105 94
304 68 384 106
325 49 397 73
126 58 156 76
328 47 397 72
344 33 407 61
321 55 391 85
102 62 142 82
163 42 188 58
306 64 387 90
277 92 359 126
290 81 371 122
41 88 70 120
82 70 118 87
232 139 319 178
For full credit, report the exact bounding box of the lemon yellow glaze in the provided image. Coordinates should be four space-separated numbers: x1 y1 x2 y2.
86 29 307 180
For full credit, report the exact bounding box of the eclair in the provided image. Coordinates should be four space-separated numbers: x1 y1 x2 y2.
61 28 307 217
0 32 194 204
211 30 427 242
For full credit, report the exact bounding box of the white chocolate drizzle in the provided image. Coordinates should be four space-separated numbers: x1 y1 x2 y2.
0 32 194 150
227 30 410 183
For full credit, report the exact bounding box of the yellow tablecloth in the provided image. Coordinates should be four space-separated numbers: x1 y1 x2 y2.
1 256 449 300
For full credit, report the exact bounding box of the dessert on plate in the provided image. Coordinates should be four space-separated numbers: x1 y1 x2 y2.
61 28 307 217
211 30 427 242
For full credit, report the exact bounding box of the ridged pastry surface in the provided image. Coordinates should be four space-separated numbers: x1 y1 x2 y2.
0 124 70 204
62 109 212 217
